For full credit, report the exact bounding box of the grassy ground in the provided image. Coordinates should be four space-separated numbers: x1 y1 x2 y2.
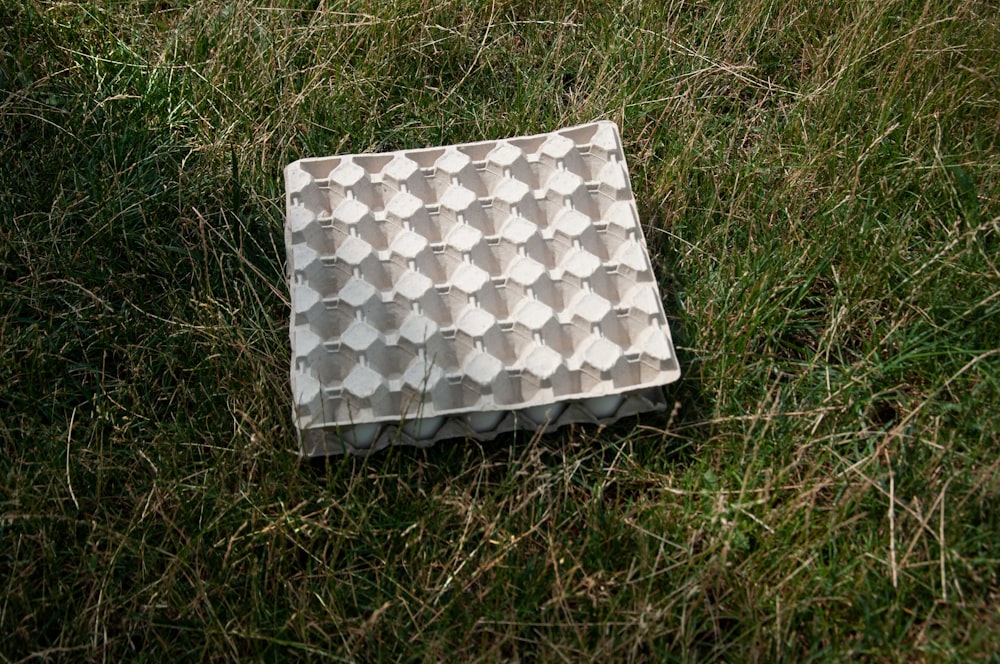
2 0 998 660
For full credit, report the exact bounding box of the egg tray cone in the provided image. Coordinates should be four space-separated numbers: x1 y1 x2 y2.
284 121 680 456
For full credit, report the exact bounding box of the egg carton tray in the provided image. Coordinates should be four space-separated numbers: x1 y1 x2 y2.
284 121 680 456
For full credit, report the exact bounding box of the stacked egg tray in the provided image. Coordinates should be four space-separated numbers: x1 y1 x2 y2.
284 121 681 456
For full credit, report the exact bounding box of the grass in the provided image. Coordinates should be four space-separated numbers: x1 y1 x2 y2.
2 0 998 660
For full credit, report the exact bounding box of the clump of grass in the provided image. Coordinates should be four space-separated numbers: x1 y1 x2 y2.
2 0 998 660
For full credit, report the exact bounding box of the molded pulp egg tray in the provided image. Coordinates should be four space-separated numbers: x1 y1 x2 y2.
284 121 680 456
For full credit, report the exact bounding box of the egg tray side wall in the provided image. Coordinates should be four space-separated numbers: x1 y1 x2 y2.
299 387 668 457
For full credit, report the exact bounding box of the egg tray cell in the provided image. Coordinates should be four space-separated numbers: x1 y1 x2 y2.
284 121 680 456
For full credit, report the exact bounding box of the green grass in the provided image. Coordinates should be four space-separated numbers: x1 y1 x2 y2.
2 0 998 660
